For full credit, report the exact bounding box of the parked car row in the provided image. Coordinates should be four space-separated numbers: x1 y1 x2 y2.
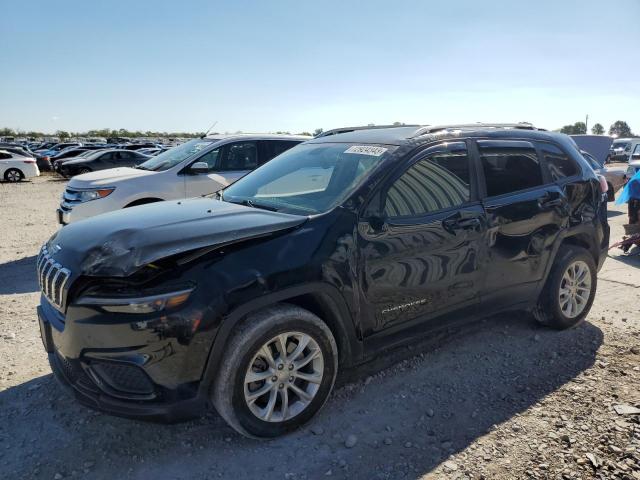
608 137 640 163
37 123 610 438
0 139 174 175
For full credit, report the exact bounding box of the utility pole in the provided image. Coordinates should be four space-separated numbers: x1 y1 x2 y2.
585 114 589 133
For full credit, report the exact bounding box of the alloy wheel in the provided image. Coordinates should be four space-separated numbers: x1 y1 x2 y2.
558 260 592 318
244 331 324 423
6 170 21 182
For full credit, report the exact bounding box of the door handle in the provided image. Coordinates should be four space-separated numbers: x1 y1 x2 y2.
537 196 564 209
442 216 481 232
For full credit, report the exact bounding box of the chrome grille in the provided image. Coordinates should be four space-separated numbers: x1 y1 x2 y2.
37 246 71 310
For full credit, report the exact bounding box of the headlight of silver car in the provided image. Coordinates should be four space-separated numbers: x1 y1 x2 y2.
77 188 115 203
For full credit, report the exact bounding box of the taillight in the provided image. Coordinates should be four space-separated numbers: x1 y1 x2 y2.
597 175 608 194
23 160 36 164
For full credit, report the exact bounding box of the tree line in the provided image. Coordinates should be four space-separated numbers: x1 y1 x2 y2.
1 120 635 141
557 120 634 137
0 127 206 140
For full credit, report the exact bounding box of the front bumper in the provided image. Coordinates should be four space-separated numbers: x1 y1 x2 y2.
37 299 210 422
57 197 113 225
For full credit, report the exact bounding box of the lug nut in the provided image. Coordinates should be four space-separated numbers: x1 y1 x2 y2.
289 376 294 382
278 364 284 370
271 376 277 382
288 364 294 370
279 383 284 389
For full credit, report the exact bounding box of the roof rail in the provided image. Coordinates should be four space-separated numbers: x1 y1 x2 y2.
412 122 541 137
316 124 420 138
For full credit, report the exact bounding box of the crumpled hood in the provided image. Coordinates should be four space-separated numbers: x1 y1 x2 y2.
48 198 307 277
69 167 155 187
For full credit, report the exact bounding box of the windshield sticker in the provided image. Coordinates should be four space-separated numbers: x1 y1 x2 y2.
344 145 388 157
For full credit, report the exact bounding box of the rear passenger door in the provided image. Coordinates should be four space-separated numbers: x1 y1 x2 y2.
95 152 116 169
476 139 567 305
359 141 487 337
258 140 301 166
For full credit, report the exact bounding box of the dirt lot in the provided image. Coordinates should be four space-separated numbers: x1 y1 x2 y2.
0 176 639 480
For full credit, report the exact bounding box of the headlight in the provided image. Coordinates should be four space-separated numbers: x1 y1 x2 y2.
77 288 193 314
77 188 115 202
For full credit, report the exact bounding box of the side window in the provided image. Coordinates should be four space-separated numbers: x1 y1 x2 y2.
197 148 220 171
219 142 258 171
478 140 543 197
260 140 299 165
634 144 640 155
540 143 580 181
98 152 113 162
0 152 11 159
384 142 471 218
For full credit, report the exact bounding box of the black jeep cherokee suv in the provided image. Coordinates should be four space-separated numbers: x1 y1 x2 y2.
37 124 609 437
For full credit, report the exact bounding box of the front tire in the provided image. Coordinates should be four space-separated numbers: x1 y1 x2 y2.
533 245 597 329
212 304 338 438
4 168 23 182
78 168 91 175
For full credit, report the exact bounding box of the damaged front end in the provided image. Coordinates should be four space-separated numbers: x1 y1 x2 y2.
37 197 308 420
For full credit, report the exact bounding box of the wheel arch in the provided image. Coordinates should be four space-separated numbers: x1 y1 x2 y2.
4 167 24 180
560 232 599 263
534 228 600 300
199 283 363 392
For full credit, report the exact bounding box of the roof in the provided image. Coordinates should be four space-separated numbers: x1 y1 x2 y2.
309 123 564 147
0 149 29 157
309 127 423 145
205 133 311 142
317 124 420 138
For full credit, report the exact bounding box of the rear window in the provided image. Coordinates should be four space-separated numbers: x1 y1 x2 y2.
539 143 580 180
478 140 543 197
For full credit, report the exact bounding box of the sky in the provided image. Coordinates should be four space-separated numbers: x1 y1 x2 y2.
1 0 639 135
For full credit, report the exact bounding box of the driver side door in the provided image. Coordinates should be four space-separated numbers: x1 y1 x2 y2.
358 141 487 340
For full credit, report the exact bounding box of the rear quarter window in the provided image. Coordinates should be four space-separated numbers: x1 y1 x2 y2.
539 143 580 181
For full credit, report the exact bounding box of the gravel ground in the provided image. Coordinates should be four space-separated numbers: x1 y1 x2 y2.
0 176 639 480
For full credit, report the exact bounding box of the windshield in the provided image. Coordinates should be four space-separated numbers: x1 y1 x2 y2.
222 143 395 214
136 138 215 171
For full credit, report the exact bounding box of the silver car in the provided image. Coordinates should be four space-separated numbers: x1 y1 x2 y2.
582 151 627 201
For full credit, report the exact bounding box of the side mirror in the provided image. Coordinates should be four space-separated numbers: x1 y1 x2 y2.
190 162 209 174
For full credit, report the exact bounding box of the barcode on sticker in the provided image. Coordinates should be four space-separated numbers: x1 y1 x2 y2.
344 145 388 156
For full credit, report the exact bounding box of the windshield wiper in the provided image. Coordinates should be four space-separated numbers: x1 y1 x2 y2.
229 198 279 212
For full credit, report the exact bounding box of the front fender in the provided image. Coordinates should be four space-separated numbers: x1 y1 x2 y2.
198 282 363 394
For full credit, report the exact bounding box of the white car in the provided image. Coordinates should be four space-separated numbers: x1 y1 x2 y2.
57 134 309 225
0 150 40 182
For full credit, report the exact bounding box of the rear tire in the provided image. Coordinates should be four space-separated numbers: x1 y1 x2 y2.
4 168 23 182
533 245 597 329
211 304 338 438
